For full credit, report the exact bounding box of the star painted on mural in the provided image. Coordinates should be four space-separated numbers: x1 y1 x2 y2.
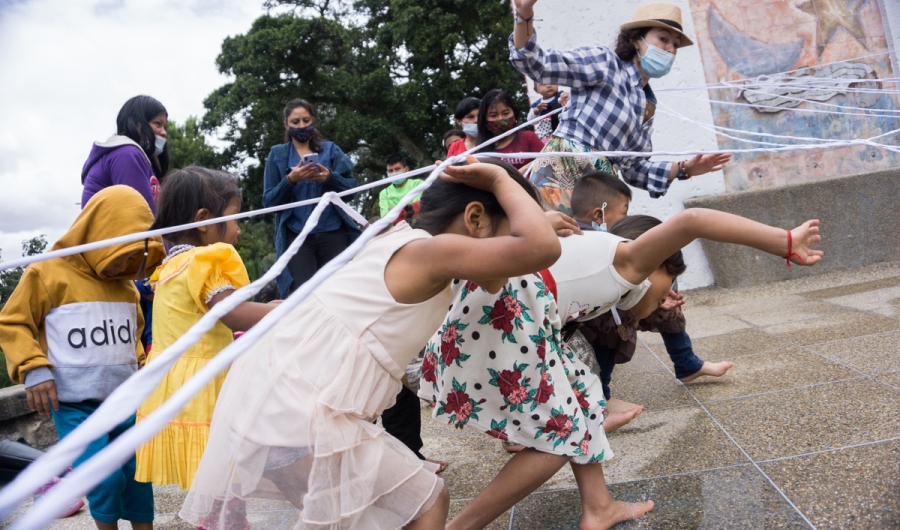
797 0 868 55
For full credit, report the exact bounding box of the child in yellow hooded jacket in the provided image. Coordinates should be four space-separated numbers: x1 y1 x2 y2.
0 185 165 530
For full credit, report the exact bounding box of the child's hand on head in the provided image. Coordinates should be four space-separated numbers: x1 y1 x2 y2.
788 220 823 266
440 156 506 191
545 211 582 237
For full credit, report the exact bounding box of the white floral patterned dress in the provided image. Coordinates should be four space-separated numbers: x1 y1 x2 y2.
418 274 612 464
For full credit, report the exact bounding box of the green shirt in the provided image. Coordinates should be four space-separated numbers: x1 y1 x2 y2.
378 178 424 217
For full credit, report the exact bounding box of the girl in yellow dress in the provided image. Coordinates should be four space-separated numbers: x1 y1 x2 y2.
135 166 278 499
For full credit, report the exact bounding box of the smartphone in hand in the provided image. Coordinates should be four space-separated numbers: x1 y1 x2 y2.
301 153 321 172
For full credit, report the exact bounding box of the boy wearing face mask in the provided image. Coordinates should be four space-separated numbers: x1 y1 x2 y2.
568 172 733 432
510 1 732 215
378 153 423 219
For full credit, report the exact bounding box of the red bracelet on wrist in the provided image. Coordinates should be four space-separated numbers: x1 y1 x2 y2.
783 230 804 269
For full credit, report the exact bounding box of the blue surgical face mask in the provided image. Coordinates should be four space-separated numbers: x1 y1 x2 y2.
390 176 408 187
462 123 478 137
153 135 166 156
639 38 675 78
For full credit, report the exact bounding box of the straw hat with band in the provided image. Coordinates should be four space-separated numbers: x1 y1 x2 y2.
620 3 694 47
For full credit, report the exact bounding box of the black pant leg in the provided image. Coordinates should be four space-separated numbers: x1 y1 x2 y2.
381 386 425 459
314 227 351 267
287 232 320 294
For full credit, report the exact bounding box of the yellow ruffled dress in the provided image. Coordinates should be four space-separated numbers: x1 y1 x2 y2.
135 243 250 488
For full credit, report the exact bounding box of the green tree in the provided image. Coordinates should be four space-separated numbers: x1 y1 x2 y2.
167 116 230 171
203 0 526 217
165 119 275 281
0 235 48 387
0 235 48 311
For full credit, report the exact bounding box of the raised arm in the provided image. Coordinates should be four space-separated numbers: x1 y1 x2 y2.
614 209 822 283
509 0 613 88
387 159 560 303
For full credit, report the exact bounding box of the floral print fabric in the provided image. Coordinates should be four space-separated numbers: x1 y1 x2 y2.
530 136 616 215
420 275 612 464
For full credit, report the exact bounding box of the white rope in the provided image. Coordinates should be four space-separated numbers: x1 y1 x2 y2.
656 76 900 95
721 79 900 115
663 91 900 119
656 101 900 151
0 106 566 273
2 91 896 523
0 108 557 528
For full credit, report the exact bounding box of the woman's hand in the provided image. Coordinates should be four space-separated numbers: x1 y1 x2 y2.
287 162 323 184
308 164 330 183
685 153 732 177
545 211 582 237
512 0 538 18
788 220 823 266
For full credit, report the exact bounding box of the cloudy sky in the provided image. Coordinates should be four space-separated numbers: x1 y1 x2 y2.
0 0 264 260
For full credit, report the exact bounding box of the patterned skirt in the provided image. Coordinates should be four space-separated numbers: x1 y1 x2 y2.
530 136 616 215
578 306 687 364
418 275 612 464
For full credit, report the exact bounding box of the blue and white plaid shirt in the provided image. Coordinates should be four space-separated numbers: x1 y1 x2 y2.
510 31 673 198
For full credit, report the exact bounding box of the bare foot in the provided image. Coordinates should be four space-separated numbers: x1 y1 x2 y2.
606 398 642 413
679 361 734 383
581 499 655 530
603 406 643 432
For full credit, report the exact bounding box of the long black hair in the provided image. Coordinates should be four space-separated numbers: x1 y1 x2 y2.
283 98 325 154
414 158 540 236
476 89 521 146
609 215 687 277
614 27 652 62
151 165 242 245
116 95 169 177
454 97 481 124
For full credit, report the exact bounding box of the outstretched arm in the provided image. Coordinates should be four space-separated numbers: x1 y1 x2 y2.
208 291 278 332
613 209 823 284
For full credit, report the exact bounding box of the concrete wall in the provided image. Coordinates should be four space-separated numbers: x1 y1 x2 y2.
0 385 57 450
531 0 900 289
686 167 900 288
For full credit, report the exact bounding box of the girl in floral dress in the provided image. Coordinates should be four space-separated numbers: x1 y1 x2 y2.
423 208 823 529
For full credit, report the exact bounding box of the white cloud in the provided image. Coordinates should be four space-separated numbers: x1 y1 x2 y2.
0 0 263 260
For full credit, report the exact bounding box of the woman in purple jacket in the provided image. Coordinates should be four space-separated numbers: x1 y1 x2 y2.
80 95 170 353
81 95 170 213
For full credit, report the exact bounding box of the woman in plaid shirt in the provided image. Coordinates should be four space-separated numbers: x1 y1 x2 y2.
510 0 731 213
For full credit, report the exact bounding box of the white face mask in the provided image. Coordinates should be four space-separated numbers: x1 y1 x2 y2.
462 123 478 136
153 135 166 157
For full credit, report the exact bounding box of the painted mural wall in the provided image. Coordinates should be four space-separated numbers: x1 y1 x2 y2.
688 0 900 191
532 0 899 288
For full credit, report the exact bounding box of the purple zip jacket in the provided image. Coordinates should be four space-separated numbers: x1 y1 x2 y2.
81 135 158 213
